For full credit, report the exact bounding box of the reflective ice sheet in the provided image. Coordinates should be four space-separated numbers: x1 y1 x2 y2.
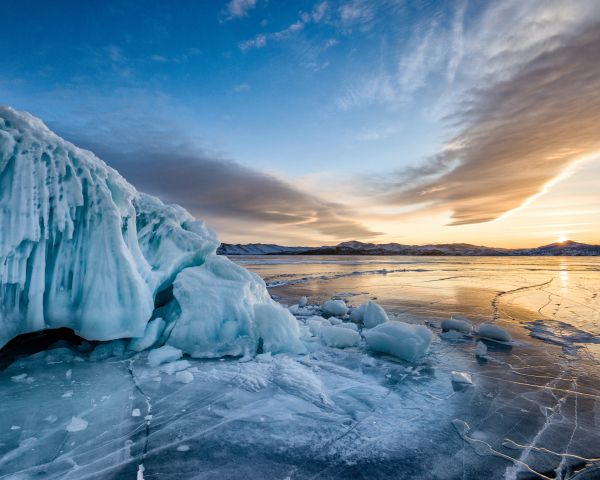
1 255 599 479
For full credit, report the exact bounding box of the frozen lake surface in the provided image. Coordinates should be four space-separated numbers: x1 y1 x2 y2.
1 256 599 479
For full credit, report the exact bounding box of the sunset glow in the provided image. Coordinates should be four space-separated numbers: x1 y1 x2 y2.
2 1 599 248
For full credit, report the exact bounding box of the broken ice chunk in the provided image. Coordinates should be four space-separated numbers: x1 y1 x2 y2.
132 409 141 417
478 324 512 343
441 317 473 334
175 371 194 383
158 360 192 375
307 316 331 336
337 322 359 331
320 325 361 348
322 299 348 317
349 303 367 322
475 341 488 357
148 346 183 367
253 303 307 355
451 371 473 385
363 301 389 328
298 296 308 307
364 321 432 363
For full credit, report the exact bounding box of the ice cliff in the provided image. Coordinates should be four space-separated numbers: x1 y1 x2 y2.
0 106 300 356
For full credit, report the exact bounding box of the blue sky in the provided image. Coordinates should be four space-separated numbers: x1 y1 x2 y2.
2 0 600 246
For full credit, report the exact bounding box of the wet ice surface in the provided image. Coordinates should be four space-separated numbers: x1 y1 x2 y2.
2 256 600 479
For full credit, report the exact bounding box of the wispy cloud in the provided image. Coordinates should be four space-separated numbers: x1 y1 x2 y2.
222 0 257 21
338 0 375 28
60 113 379 241
375 18 600 225
108 150 380 240
233 83 250 92
239 2 331 51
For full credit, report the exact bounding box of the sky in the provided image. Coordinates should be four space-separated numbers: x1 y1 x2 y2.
1 0 599 247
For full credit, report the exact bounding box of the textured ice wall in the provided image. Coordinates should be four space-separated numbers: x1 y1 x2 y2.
0 106 289 356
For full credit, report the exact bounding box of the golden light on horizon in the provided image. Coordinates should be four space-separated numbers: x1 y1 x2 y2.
557 234 569 243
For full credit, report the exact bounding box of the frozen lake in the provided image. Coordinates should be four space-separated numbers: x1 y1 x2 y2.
1 256 599 479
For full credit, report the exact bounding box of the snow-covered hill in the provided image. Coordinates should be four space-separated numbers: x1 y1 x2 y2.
217 243 311 255
0 106 302 355
218 240 600 256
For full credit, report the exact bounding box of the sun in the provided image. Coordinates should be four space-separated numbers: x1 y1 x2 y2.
557 234 569 243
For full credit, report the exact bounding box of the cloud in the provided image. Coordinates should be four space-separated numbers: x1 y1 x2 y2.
60 117 379 241
101 149 379 240
239 34 267 51
239 2 330 51
233 83 250 92
376 21 600 225
338 0 375 28
223 0 257 20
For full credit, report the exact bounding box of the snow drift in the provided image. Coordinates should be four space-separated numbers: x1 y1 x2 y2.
0 106 299 356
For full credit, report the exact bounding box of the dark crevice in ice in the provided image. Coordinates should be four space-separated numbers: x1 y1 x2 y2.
0 327 85 371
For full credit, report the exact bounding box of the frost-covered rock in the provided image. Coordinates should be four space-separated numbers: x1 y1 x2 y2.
320 325 360 348
363 301 389 328
0 107 305 359
364 321 432 363
441 317 472 334
478 324 512 343
322 299 348 317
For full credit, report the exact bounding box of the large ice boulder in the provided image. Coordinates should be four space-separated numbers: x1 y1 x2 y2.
441 317 473 334
320 325 361 348
478 324 512 343
363 301 389 328
322 299 348 317
364 321 432 363
0 106 302 358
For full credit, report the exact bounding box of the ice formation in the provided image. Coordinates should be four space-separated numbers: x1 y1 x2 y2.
147 346 183 367
478 324 512 343
362 301 389 328
450 371 473 385
349 303 367 322
475 341 488 357
0 106 301 357
175 370 194 383
441 317 472 334
322 299 348 316
364 321 433 362
319 325 361 348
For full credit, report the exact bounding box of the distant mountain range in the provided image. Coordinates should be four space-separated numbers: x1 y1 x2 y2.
218 240 600 256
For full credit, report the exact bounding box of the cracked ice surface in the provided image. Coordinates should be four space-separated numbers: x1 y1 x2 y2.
1 255 600 479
